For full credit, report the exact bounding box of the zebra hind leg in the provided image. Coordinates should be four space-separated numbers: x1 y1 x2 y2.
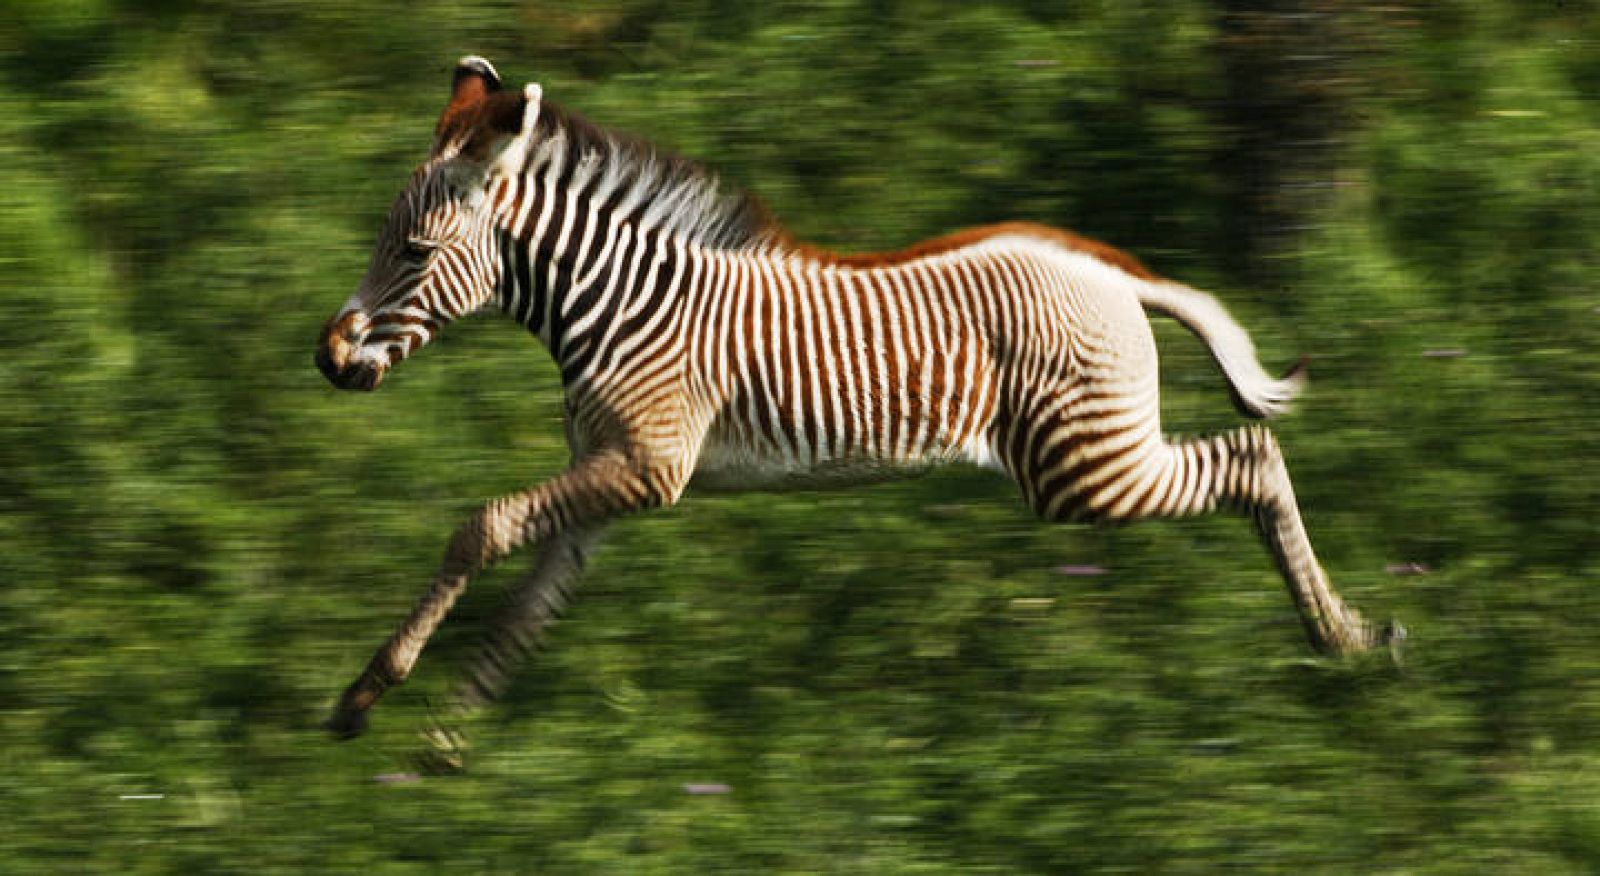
412 526 604 774
1032 422 1397 656
1200 426 1397 654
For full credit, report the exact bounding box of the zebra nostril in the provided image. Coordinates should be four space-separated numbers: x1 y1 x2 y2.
317 309 374 388
315 345 340 382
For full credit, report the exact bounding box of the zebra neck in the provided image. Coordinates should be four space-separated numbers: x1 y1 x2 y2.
511 209 696 387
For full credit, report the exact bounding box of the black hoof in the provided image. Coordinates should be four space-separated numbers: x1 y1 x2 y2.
325 707 368 740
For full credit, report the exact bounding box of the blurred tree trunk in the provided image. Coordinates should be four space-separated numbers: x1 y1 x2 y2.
1212 2 1364 291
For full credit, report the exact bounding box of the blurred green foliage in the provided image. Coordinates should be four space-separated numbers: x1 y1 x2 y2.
2 1 1598 871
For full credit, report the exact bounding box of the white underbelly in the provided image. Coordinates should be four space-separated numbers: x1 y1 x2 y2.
689 446 908 492
689 430 1002 493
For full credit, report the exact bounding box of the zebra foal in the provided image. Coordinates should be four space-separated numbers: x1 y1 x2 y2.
316 57 1398 754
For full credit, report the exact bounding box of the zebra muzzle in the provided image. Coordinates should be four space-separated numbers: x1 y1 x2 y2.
316 310 386 391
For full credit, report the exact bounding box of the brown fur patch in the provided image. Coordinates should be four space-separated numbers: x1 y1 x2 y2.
436 91 528 159
437 62 498 137
791 221 1162 281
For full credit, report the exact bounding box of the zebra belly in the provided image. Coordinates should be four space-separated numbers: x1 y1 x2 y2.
688 442 934 493
688 412 1009 492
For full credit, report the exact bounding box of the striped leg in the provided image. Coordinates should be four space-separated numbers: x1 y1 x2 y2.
1033 422 1385 655
1177 426 1381 654
327 452 647 738
454 526 603 709
412 526 604 770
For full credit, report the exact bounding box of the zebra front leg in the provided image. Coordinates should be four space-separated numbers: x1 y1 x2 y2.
327 452 647 739
409 526 605 769
453 525 604 711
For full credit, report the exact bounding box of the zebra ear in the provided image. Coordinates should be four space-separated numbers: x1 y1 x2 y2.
457 83 540 168
477 83 539 139
447 55 501 109
436 55 505 144
515 82 542 139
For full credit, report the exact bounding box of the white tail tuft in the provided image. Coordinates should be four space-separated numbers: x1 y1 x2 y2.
1136 281 1307 419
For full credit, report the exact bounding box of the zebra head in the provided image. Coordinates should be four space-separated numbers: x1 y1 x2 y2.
317 56 540 391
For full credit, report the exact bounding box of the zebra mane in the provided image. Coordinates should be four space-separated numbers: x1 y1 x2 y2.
526 100 788 253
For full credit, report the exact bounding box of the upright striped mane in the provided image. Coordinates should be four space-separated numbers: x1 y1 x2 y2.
527 100 787 254
525 102 1161 276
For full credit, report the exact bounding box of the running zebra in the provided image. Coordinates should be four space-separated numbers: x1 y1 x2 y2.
317 57 1399 754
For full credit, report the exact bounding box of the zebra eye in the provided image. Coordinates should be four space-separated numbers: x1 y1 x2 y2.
401 239 435 262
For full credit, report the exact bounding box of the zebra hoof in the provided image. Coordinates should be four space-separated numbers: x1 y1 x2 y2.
325 707 369 741
411 725 468 775
1380 619 1408 666
410 746 466 776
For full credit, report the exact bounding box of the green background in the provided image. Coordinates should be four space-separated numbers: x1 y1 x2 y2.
3 2 1597 871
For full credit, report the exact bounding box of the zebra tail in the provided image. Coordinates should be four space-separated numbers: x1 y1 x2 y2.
1135 280 1308 419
